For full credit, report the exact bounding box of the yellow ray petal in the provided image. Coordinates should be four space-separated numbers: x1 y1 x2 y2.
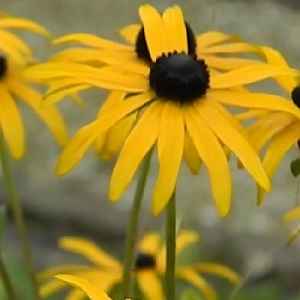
163 5 187 53
176 269 217 300
190 263 240 283
118 24 140 44
8 81 68 145
0 39 25 64
53 33 131 51
282 207 300 222
59 237 121 269
0 84 25 159
257 121 300 204
184 104 232 216
183 132 202 174
208 90 300 119
197 100 270 191
39 279 67 298
137 233 161 254
152 102 184 215
196 31 241 48
200 42 260 54
136 271 164 300
109 101 162 201
261 46 298 91
56 91 153 175
0 18 50 37
97 91 126 116
65 289 85 300
139 4 168 61
176 230 199 256
55 275 111 300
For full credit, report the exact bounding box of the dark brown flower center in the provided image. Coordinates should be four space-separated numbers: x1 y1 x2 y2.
0 56 8 79
149 52 210 103
134 252 156 270
135 22 197 63
291 86 300 109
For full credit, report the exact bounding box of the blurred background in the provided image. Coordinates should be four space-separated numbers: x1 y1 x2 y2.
1 0 300 299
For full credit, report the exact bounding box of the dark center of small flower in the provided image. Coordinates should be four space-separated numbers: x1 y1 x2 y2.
0 56 8 79
149 52 210 103
135 22 197 63
291 86 300 109
134 253 156 270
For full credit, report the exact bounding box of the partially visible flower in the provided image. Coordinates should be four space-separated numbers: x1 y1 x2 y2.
39 231 239 300
0 15 67 158
282 206 300 244
240 47 300 203
25 5 300 215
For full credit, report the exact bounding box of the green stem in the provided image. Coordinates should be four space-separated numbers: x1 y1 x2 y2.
0 138 40 300
120 149 153 299
165 190 176 300
0 253 17 300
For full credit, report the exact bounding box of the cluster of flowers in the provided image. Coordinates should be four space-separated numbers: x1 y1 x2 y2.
1 4 300 300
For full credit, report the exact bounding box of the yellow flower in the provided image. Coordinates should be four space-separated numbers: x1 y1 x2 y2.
240 47 300 204
39 231 239 300
0 15 67 158
26 5 300 215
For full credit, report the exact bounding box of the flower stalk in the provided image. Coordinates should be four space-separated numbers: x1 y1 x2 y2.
120 149 153 299
165 189 177 300
0 253 17 300
0 136 40 300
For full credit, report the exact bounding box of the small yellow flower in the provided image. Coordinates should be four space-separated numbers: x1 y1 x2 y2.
39 231 239 300
26 5 300 215
0 14 67 158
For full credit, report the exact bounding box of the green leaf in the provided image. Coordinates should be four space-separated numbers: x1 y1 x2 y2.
291 158 300 177
180 289 204 300
0 205 6 245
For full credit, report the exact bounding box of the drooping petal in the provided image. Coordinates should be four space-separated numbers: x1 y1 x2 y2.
210 64 299 89
208 90 300 119
257 121 300 204
176 269 217 300
163 5 187 53
176 231 200 256
184 103 232 216
118 24 140 44
136 271 164 300
8 80 68 145
55 275 111 300
59 237 121 269
139 4 168 61
152 102 184 215
56 91 153 175
197 100 270 191
39 279 67 298
190 262 240 283
0 38 25 64
52 33 131 51
196 31 241 49
0 84 25 159
109 101 162 201
65 289 85 300
200 42 260 54
183 132 202 174
282 207 300 222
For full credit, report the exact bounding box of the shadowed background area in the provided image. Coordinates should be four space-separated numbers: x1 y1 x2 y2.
0 0 300 299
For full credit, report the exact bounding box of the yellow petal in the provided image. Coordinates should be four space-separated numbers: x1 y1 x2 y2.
176 230 199 256
191 263 240 283
282 207 300 222
8 80 68 145
0 18 50 37
257 121 300 204
59 237 121 269
210 64 299 88
197 31 241 49
39 279 67 298
198 100 270 191
200 42 260 54
152 102 184 215
55 275 111 300
136 271 164 300
0 37 25 64
183 132 202 174
137 232 161 254
53 33 131 50
118 24 141 44
209 90 300 119
109 101 162 201
184 103 232 216
65 289 85 300
56 92 153 175
0 84 25 159
176 269 217 300
139 4 168 61
163 5 187 53
261 46 298 91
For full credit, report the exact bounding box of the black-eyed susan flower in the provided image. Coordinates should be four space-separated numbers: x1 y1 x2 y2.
240 47 300 204
39 231 239 300
0 14 68 159
26 5 300 215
